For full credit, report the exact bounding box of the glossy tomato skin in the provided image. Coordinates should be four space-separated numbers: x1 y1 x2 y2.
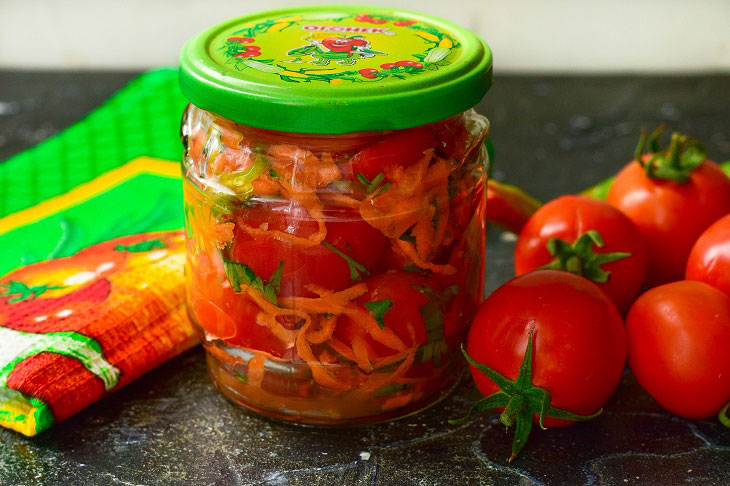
231 202 386 297
189 253 289 357
607 160 730 287
349 126 435 181
686 213 730 297
334 271 435 357
467 270 626 427
626 281 730 419
515 195 648 314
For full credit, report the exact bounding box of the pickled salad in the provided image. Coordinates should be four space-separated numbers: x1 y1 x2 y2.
181 105 489 422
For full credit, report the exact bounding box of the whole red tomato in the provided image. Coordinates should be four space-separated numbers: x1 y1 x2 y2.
230 202 387 297
607 129 730 286
461 270 626 460
334 271 435 358
686 213 730 297
626 280 730 419
515 195 648 313
349 126 435 181
189 253 290 357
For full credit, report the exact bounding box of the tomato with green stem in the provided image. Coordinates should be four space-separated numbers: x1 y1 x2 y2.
452 270 626 461
514 195 648 313
626 280 730 421
607 126 730 286
686 213 730 297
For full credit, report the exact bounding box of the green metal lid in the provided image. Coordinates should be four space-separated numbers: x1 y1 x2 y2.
179 6 492 134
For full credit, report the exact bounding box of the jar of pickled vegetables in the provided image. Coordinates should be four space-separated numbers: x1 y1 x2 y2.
179 6 493 425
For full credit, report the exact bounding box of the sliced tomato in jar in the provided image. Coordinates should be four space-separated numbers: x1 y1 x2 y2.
349 126 436 181
324 207 388 271
189 253 289 357
230 202 386 296
432 115 469 160
334 271 446 359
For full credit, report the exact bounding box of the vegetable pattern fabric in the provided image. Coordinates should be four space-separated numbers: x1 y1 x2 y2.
0 232 196 436
182 105 490 423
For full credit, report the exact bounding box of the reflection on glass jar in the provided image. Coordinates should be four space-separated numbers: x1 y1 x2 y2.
179 6 493 424
182 107 489 424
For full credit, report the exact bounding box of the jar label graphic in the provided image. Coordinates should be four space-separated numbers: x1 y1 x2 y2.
210 10 461 84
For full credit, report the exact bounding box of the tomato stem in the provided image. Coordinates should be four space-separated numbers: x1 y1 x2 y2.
540 230 631 284
634 125 706 184
450 329 603 461
719 401 730 428
500 394 527 427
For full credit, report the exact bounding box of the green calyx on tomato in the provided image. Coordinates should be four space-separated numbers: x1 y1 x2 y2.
321 241 370 281
720 403 730 428
413 285 459 365
363 299 394 329
540 230 631 284
0 281 65 304
450 329 602 462
222 257 283 304
635 124 706 184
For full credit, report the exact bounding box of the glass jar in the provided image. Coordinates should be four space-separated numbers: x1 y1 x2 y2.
179 6 493 425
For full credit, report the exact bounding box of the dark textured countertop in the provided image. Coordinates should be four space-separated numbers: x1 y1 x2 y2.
1 71 729 485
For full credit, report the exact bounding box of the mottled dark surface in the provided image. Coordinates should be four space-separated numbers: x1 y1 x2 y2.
1 71 729 485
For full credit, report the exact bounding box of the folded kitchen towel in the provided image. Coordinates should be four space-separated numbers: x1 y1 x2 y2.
0 231 195 436
0 71 195 436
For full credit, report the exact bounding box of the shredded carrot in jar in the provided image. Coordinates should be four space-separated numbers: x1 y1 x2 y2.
390 150 433 197
328 337 358 363
183 103 490 423
268 144 342 188
359 193 426 239
279 283 367 315
382 392 416 410
396 239 456 275
250 174 281 197
296 322 351 391
237 222 321 247
412 210 436 260
305 315 337 344
213 222 235 249
351 335 374 373
341 305 408 353
247 355 266 388
362 351 416 392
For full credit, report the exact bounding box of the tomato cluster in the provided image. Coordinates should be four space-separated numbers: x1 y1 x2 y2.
227 36 261 58
381 60 424 70
227 37 254 44
358 68 379 79
233 45 261 58
459 126 730 461
354 14 387 24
